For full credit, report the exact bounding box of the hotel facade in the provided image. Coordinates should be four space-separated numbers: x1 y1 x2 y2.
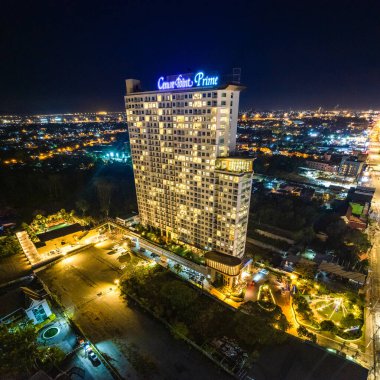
125 71 253 258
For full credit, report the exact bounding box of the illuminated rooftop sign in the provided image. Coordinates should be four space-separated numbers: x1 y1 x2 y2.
157 72 219 91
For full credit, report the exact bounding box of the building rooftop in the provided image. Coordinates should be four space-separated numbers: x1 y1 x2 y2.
319 261 366 285
37 223 84 242
0 288 27 319
204 251 242 267
125 76 245 95
349 202 364 216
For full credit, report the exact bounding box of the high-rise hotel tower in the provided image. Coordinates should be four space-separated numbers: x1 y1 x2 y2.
125 71 253 258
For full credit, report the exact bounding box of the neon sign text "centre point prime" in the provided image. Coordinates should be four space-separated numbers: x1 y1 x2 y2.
157 72 219 90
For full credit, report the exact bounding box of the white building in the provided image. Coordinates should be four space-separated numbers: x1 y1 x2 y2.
306 160 338 173
0 286 52 325
125 71 253 258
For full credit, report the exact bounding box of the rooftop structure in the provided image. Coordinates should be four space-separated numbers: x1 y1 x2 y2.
318 261 367 286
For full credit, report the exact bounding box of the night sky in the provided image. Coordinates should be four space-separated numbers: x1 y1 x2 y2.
1 0 380 114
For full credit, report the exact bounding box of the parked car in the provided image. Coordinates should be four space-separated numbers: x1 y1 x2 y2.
88 350 101 365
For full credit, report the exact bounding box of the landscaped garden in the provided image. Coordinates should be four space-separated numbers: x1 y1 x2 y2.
257 283 276 312
292 282 364 340
135 224 205 265
312 296 350 323
42 326 60 339
167 243 205 265
21 209 92 243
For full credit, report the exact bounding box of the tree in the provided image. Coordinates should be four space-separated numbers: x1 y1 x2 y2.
293 294 312 318
58 208 68 220
326 219 347 240
32 214 47 231
234 308 287 347
171 322 189 339
160 280 199 313
295 261 317 279
320 320 336 332
345 229 371 254
0 235 21 257
95 179 114 217
191 301 225 340
173 263 182 275
340 313 360 329
0 323 64 377
47 174 63 200
76 198 89 216
297 325 307 336
298 226 316 245
297 325 317 343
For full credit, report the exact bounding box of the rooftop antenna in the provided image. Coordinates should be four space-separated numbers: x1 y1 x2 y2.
232 68 241 84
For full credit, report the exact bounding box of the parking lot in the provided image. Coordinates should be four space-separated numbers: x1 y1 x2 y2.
37 238 232 380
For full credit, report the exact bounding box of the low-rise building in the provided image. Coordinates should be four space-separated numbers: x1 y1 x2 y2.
347 186 375 204
205 250 244 288
339 156 366 178
0 286 52 325
343 202 369 231
306 160 338 173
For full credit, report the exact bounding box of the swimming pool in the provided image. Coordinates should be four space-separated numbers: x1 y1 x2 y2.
38 222 70 234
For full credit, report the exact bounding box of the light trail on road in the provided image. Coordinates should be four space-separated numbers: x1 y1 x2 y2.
367 116 380 379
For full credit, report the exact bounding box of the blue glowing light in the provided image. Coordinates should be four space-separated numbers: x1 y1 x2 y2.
157 71 219 91
253 273 263 282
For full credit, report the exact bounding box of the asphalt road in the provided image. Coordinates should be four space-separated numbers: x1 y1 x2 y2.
37 241 232 380
367 118 380 379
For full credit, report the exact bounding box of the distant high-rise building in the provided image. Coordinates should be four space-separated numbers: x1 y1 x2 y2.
125 71 253 258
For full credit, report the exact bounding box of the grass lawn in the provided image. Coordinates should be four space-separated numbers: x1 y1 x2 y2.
313 300 345 323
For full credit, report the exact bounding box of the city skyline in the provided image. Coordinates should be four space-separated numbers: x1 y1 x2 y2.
0 83 376 379
1 1 379 378
1 1 380 114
